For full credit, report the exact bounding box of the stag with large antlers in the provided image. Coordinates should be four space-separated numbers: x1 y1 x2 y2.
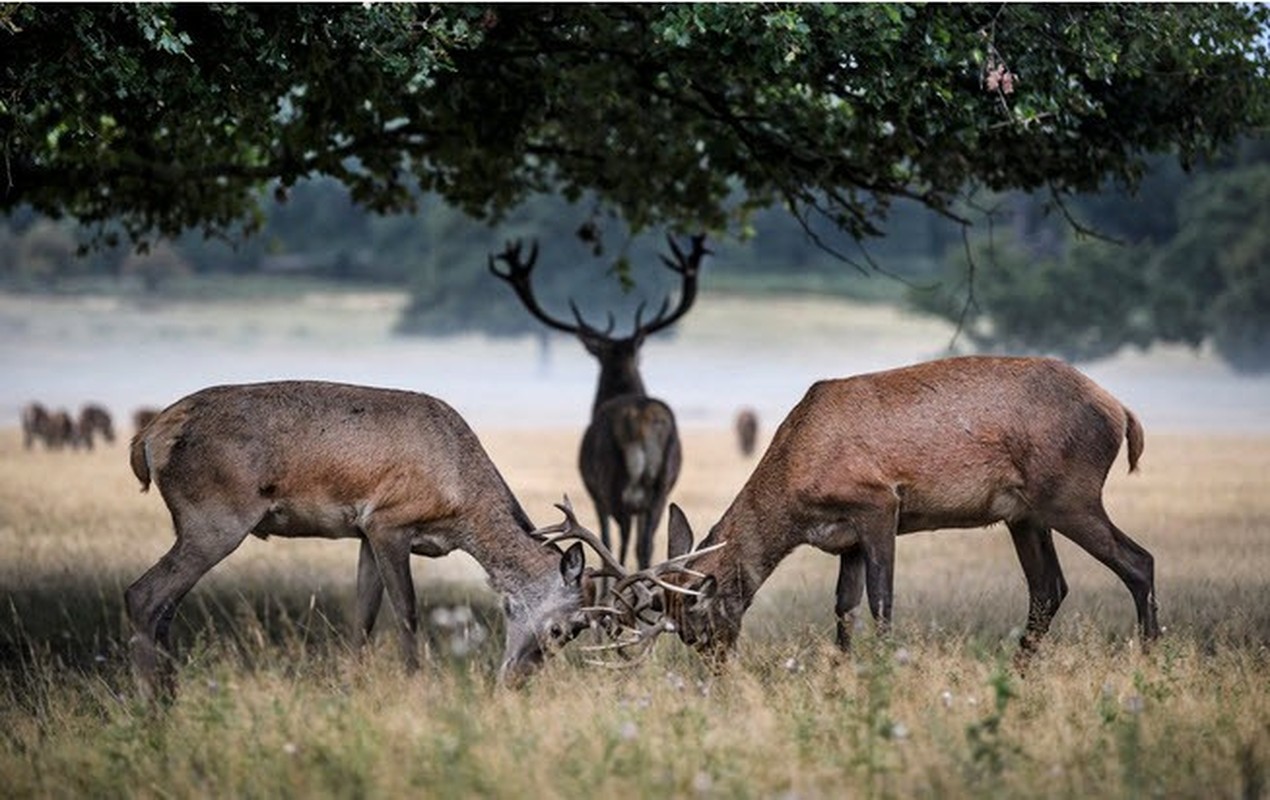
625 356 1159 664
126 381 593 698
490 235 708 570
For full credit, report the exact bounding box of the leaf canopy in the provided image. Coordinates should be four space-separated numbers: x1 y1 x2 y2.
3 4 1268 247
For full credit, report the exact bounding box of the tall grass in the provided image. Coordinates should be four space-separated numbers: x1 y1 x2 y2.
0 428 1267 798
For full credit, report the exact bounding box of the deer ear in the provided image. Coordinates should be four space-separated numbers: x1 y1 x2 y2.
667 503 694 557
560 543 585 586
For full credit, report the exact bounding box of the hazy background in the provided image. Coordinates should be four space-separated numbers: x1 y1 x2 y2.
4 287 1268 439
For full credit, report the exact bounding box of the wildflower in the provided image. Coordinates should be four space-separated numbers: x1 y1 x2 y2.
619 721 639 741
940 690 954 709
894 647 911 666
282 742 298 756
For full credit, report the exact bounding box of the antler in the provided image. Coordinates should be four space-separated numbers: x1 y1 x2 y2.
529 495 628 580
633 233 710 339
488 240 585 335
531 494 727 667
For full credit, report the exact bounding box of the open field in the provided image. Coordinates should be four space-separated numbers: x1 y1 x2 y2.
1 424 1267 799
2 289 1269 797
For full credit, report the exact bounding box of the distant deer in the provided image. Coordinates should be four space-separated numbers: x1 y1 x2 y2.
20 402 51 450
126 380 593 698
591 356 1160 664
46 409 76 450
77 404 116 449
734 407 759 457
490 235 708 570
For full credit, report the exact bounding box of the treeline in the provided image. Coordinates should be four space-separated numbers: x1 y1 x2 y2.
1 142 1267 369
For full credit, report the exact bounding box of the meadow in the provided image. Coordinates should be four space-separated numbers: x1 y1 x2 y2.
1 421 1267 799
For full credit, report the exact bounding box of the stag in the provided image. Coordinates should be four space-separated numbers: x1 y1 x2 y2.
604 356 1160 663
490 235 708 570
77 404 116 449
126 380 593 698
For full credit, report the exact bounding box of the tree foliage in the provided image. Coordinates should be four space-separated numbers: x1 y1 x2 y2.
913 150 1270 372
3 4 1268 253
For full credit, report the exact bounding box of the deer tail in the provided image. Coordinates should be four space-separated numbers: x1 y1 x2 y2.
1124 406 1144 474
129 433 152 492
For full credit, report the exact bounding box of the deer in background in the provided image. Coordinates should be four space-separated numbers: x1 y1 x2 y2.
21 402 51 450
127 380 594 699
734 407 759 457
77 404 116 449
491 235 708 570
593 356 1159 665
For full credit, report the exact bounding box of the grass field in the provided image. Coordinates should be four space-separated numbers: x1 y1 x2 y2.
0 421 1267 799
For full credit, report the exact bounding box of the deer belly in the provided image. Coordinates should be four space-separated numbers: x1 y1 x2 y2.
253 500 362 539
897 485 1030 533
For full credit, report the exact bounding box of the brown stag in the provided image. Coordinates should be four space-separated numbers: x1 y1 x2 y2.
490 235 708 570
77 404 116 449
126 380 594 698
597 356 1159 664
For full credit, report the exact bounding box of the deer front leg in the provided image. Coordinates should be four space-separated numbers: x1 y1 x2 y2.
835 548 866 650
363 528 419 673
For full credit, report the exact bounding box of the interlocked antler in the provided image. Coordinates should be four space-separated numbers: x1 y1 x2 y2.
530 494 726 666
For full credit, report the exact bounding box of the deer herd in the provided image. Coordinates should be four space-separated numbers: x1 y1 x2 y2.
19 235 1160 699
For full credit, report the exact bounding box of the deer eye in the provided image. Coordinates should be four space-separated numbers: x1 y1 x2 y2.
548 622 565 641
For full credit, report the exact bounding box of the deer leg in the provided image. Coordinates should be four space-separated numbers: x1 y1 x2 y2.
355 537 385 645
635 505 664 572
835 548 866 650
1007 519 1068 656
125 511 253 700
363 529 420 672
616 513 634 570
1049 506 1160 645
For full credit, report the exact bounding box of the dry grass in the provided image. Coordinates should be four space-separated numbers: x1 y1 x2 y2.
0 424 1267 798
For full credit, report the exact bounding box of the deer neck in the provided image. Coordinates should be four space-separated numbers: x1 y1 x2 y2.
460 507 559 595
592 360 646 414
696 501 797 618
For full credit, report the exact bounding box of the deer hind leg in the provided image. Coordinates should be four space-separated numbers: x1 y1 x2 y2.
1049 505 1159 645
835 548 866 651
855 495 901 633
125 507 254 700
355 537 384 646
635 501 668 572
362 526 420 672
1007 519 1068 664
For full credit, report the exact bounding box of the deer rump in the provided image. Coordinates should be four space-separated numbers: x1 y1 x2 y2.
580 396 681 539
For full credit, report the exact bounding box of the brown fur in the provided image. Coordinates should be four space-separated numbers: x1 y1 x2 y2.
665 356 1159 660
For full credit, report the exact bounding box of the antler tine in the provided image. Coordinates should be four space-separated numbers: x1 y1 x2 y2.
579 618 676 668
532 495 630 580
638 233 707 338
490 240 584 335
611 540 728 597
